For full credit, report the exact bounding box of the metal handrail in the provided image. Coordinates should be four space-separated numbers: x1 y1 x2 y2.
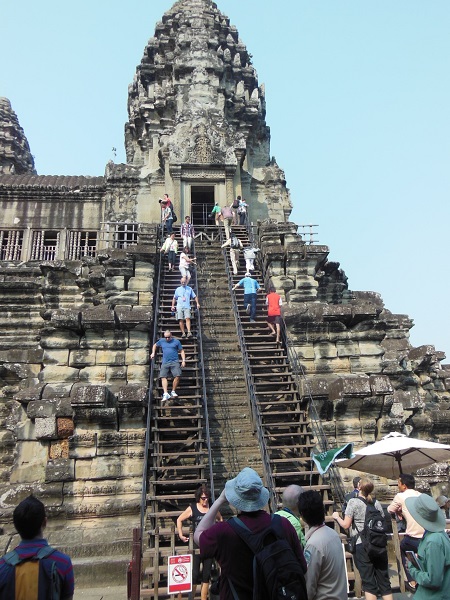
219 225 277 510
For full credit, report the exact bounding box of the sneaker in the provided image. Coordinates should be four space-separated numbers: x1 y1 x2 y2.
170 390 178 398
245 304 251 314
162 392 171 402
250 319 255 323
187 331 193 338
181 332 187 338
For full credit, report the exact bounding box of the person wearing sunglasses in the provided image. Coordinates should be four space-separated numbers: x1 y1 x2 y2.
176 485 222 600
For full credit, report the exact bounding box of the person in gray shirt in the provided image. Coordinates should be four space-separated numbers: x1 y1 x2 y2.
298 490 347 600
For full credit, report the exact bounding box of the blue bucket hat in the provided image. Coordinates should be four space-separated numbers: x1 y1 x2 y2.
225 468 269 512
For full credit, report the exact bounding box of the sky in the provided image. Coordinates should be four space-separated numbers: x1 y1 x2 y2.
1 0 449 359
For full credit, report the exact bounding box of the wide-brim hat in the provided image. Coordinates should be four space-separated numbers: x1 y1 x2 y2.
405 493 446 532
225 467 269 512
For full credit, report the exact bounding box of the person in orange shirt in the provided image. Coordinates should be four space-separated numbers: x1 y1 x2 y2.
266 285 283 343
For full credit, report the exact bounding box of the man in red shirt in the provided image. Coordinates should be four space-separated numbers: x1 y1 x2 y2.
266 285 283 343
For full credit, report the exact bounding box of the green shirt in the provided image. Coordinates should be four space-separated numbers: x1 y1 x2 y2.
275 509 306 547
409 530 450 600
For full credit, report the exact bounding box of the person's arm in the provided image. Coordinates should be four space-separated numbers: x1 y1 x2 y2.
332 511 353 530
180 348 186 367
232 281 241 291
176 506 193 542
171 293 177 311
194 294 200 309
387 494 402 516
194 489 227 546
150 342 158 360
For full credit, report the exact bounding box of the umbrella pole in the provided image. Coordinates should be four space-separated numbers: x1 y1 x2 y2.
395 453 403 474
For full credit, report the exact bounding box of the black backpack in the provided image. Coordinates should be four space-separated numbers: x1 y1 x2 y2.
356 497 388 560
227 514 307 600
171 207 178 223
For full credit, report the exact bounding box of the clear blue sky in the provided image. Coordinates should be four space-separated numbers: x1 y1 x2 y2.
1 0 449 360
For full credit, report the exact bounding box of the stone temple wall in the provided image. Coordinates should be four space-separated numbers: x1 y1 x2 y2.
259 221 450 500
0 230 158 584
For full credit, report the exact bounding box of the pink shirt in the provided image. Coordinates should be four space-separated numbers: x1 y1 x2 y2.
388 489 425 538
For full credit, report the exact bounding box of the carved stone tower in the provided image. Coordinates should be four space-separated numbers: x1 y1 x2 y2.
123 0 291 225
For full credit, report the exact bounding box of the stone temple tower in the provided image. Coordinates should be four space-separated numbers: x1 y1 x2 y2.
121 0 291 225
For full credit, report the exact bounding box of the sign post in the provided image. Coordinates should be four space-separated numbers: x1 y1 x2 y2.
168 554 192 595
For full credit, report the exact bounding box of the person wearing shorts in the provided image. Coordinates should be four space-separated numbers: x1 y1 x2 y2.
266 285 283 343
150 330 186 402
179 246 196 283
171 277 200 338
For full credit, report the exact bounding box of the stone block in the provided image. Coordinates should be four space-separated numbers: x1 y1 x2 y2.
3 363 41 379
46 459 75 482
358 342 384 357
105 276 125 291
336 341 359 357
73 408 118 429
128 277 152 292
43 350 69 366
125 348 149 365
71 385 109 407
127 365 149 382
0 349 44 363
349 356 383 373
138 292 153 305
57 417 74 438
80 331 128 350
294 345 315 360
16 418 36 441
14 386 44 405
49 439 69 459
0 430 15 449
38 366 79 384
10 441 47 483
393 389 423 410
81 306 116 329
69 349 97 367
369 375 394 396
75 456 122 480
105 366 127 382
128 332 150 349
40 331 80 349
68 433 97 459
117 386 147 405
35 417 57 440
49 309 81 330
78 366 107 383
314 343 338 359
118 405 145 425
27 399 58 419
116 306 153 326
97 432 128 456
42 383 74 398
329 376 371 401
134 261 154 277
95 350 126 366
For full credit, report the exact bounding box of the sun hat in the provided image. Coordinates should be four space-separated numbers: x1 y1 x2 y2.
435 495 449 508
225 467 269 512
405 493 446 532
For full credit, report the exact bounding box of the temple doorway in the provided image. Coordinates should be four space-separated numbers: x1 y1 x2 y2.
190 185 215 226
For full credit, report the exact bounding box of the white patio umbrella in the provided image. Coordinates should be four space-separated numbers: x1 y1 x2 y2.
336 432 450 479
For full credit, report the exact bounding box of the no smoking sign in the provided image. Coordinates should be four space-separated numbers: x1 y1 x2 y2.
168 554 192 594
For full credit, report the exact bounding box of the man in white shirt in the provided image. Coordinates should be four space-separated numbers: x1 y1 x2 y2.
387 473 424 592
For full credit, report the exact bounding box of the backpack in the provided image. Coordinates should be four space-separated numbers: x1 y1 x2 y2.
231 236 240 249
222 206 233 219
171 207 178 223
227 515 307 600
232 198 240 209
2 545 61 600
356 497 388 560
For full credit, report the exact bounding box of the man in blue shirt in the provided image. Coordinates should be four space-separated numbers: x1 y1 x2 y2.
171 277 200 338
151 330 186 402
232 272 260 322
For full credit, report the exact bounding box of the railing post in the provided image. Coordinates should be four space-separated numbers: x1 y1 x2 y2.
129 527 142 600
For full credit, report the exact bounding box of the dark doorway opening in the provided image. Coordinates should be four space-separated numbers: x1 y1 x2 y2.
190 186 215 226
